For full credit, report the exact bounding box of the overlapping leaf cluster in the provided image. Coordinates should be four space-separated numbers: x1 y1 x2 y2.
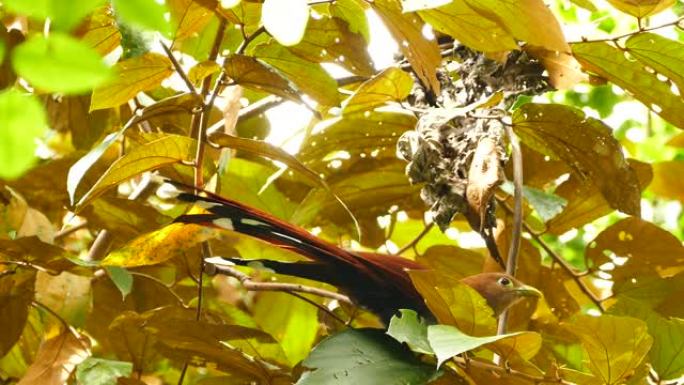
1 0 684 384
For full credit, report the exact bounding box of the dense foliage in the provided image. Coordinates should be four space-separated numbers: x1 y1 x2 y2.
1 0 684 384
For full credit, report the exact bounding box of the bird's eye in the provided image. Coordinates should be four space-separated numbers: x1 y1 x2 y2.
498 277 512 286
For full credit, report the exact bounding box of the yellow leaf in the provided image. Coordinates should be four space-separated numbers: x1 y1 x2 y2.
102 223 216 267
565 314 652 385
606 0 674 17
90 52 173 111
650 161 684 202
342 67 413 115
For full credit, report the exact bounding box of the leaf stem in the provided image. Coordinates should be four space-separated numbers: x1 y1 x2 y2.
161 42 198 96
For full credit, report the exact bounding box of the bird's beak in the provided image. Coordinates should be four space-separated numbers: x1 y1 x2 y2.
513 284 543 298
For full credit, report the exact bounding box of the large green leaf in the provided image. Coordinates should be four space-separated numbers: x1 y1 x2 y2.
342 67 413 115
387 309 433 355
296 329 438 385
90 53 174 111
75 357 132 385
626 33 684 94
0 89 47 179
513 103 641 217
12 33 111 94
610 298 684 381
565 314 653 385
573 41 684 129
76 134 196 208
3 0 105 31
112 0 171 36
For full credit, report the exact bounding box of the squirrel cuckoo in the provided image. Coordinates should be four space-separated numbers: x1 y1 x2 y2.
170 184 541 323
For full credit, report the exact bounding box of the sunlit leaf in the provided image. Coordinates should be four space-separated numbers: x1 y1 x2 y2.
586 217 684 284
296 328 438 385
464 0 568 52
418 1 517 53
75 357 132 385
650 161 684 202
605 0 674 17
0 89 47 180
408 270 496 336
169 0 216 43
76 134 196 208
387 309 433 354
112 0 171 36
427 325 538 367
573 41 684 129
525 46 585 89
90 53 174 111
330 0 370 42
0 271 34 357
565 314 652 385
17 328 90 385
610 298 684 381
372 0 440 92
102 223 216 267
224 54 302 102
75 6 122 56
626 33 684 94
262 0 309 46
3 0 105 31
289 16 374 76
188 60 220 86
513 103 641 216
342 67 413 115
218 0 261 35
12 33 111 94
253 42 340 108
253 288 318 366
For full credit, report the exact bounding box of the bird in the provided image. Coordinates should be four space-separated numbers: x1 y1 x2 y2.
169 182 542 323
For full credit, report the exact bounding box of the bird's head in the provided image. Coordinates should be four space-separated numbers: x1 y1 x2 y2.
460 272 542 316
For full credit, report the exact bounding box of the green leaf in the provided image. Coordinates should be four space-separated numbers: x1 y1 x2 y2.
0 89 47 180
387 309 433 354
75 357 132 385
12 33 111 94
605 0 674 17
342 67 413 115
112 0 172 36
105 267 133 300
296 329 438 385
77 134 196 208
330 0 370 42
262 0 309 46
573 41 684 129
500 181 567 222
610 298 684 381
371 0 440 92
426 325 533 367
90 52 174 111
3 0 105 31
565 314 653 385
418 1 517 52
253 42 341 108
626 33 684 99
513 103 641 217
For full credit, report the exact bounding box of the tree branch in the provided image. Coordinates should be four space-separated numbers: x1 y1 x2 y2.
567 16 684 44
161 42 198 96
395 222 434 256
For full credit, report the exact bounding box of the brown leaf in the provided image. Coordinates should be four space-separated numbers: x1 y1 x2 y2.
17 328 90 385
168 0 217 43
525 46 585 89
466 137 504 232
223 54 302 102
586 217 684 285
371 0 441 93
513 103 641 217
0 270 35 357
45 95 115 150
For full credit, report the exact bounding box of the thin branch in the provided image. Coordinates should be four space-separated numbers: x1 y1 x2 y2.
0 260 57 275
452 356 572 385
286 291 347 325
394 222 434 255
567 16 684 44
236 26 267 55
54 221 88 240
497 122 524 336
161 42 198 96
87 230 113 261
499 202 605 311
205 261 353 304
31 300 69 329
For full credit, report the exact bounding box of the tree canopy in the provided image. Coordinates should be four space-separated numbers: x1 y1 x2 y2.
1 0 684 384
